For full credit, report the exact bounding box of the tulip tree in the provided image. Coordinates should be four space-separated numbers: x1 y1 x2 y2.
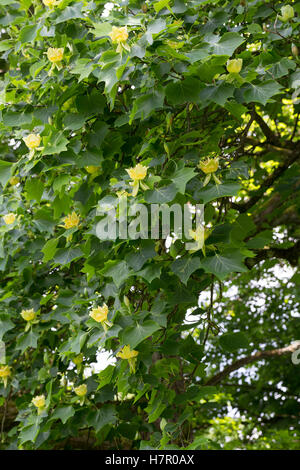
0 0 300 450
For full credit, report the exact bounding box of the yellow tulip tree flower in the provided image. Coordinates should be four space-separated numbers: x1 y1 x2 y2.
32 395 46 414
117 345 139 373
109 26 130 54
89 304 112 331
3 213 16 225
126 163 149 197
85 166 99 174
23 133 43 158
61 212 80 229
226 58 243 74
47 47 64 63
188 226 211 255
43 0 57 7
47 47 64 73
74 384 87 405
23 133 41 150
198 157 221 186
9 176 20 186
279 5 294 22
20 308 37 331
21 308 36 322
73 354 83 366
73 354 84 372
74 384 87 397
0 364 11 388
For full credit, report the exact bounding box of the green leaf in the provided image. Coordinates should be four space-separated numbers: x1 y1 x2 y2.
120 320 161 348
136 264 161 283
88 324 121 348
25 178 44 203
16 330 39 353
54 2 84 24
19 24 40 44
247 24 262 34
144 183 177 203
30 59 47 78
199 82 234 106
53 248 83 266
96 70 118 103
42 132 69 156
196 60 226 83
92 22 113 37
147 18 166 35
60 331 88 355
201 250 248 280
19 421 40 444
241 80 282 105
151 299 168 327
70 59 95 82
130 89 165 123
186 436 211 450
100 260 132 288
51 406 75 424
0 160 13 187
195 182 241 204
185 46 211 63
154 0 171 13
171 257 200 284
225 101 247 120
3 111 32 127
63 113 87 130
89 404 117 432
206 223 232 245
246 231 273 249
231 214 256 242
42 238 59 263
0 0 18 4
165 78 202 105
219 332 249 352
76 91 106 117
211 32 245 56
148 401 166 423
171 167 196 194
125 241 156 271
0 314 15 340
266 58 296 79
53 175 70 193
145 392 167 423
0 39 13 52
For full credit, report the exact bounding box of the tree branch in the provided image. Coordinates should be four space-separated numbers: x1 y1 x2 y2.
244 136 293 155
232 149 300 213
251 108 281 147
246 239 300 268
205 343 300 386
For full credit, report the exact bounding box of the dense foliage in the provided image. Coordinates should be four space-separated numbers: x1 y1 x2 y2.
0 0 299 450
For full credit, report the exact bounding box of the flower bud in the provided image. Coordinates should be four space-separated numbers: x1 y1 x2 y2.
292 44 299 57
74 384 87 397
226 59 243 74
280 5 294 22
32 395 46 411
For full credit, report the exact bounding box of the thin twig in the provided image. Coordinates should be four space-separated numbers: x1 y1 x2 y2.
203 277 214 347
1 389 11 443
